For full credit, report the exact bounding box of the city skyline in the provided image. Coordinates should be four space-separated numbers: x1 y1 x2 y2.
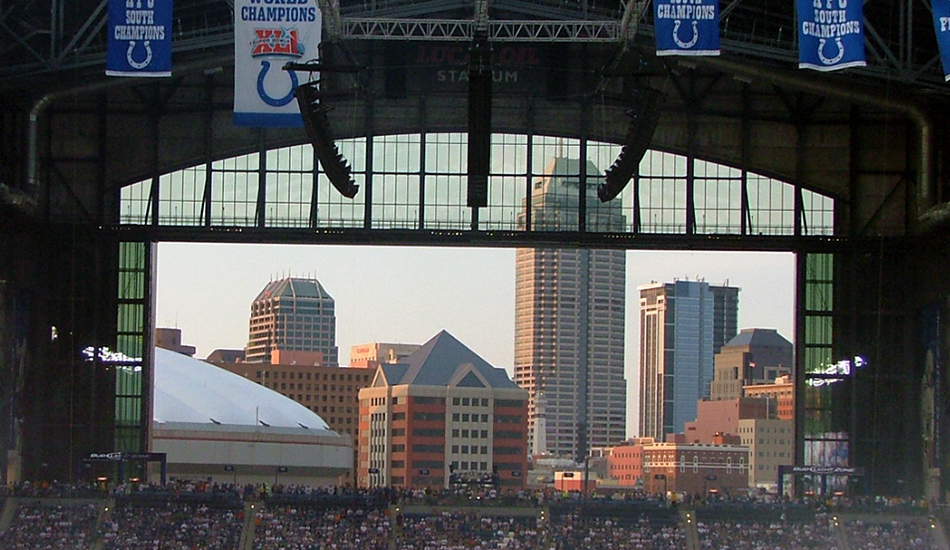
156 242 796 438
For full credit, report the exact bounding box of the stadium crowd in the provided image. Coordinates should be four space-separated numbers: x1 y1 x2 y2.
845 519 936 550
549 515 685 550
252 506 390 550
697 518 838 550
0 480 945 550
394 512 542 550
99 502 243 550
0 502 99 550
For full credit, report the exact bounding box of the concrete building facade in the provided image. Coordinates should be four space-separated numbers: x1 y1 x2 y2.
738 418 794 490
245 277 339 366
155 327 196 357
743 375 795 421
514 157 627 460
684 397 773 444
638 280 740 439
350 342 420 369
710 328 793 401
358 331 528 491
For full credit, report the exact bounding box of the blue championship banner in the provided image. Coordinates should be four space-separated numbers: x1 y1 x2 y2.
932 0 950 81
798 0 866 71
234 0 322 127
106 0 173 77
654 0 720 56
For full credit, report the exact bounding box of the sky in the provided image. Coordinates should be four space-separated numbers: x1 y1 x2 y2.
156 243 795 438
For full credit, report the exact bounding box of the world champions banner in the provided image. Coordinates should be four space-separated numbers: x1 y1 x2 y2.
798 0 866 71
654 0 720 56
932 0 950 81
234 0 322 127
107 0 173 77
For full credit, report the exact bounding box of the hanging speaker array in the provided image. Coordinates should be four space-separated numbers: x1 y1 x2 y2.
295 80 360 199
467 34 492 208
598 88 664 202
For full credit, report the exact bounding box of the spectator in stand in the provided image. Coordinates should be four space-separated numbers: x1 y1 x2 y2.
100 502 242 550
845 519 935 550
253 506 390 550
0 503 100 550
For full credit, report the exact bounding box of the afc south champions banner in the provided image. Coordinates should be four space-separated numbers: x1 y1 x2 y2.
798 0 866 71
106 0 173 77
654 0 720 56
932 0 950 81
234 0 322 127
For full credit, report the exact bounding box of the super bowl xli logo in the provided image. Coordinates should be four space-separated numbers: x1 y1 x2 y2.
251 27 305 107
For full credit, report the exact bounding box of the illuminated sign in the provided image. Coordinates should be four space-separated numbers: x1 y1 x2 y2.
806 356 867 387
82 346 141 364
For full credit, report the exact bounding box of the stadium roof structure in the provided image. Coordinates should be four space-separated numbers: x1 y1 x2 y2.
378 329 518 388
1 0 946 94
153 347 334 432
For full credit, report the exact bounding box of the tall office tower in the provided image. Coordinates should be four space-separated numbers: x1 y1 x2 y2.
245 277 339 366
638 280 740 439
514 157 627 461
710 284 740 355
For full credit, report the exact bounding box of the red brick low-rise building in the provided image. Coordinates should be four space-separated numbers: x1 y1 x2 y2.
358 331 528 491
641 441 749 496
607 438 749 496
607 437 653 487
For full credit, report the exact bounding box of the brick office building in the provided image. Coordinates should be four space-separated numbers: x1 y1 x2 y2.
640 440 749 496
358 330 528 490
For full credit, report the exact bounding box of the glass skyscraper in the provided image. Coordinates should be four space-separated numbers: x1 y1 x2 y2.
638 280 739 439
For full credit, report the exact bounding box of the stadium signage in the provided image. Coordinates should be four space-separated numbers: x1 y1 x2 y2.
234 0 322 126
790 465 863 475
87 452 167 461
933 0 950 81
653 0 720 56
797 0 866 71
107 0 173 77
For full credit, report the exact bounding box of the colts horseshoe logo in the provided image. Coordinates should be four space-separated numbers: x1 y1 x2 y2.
673 20 699 49
257 60 299 107
127 40 153 69
817 37 845 65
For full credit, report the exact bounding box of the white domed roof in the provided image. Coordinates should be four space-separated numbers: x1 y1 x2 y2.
154 347 333 432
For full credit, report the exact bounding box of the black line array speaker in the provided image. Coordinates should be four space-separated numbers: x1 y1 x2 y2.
467 35 492 208
598 88 664 202
296 81 359 199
